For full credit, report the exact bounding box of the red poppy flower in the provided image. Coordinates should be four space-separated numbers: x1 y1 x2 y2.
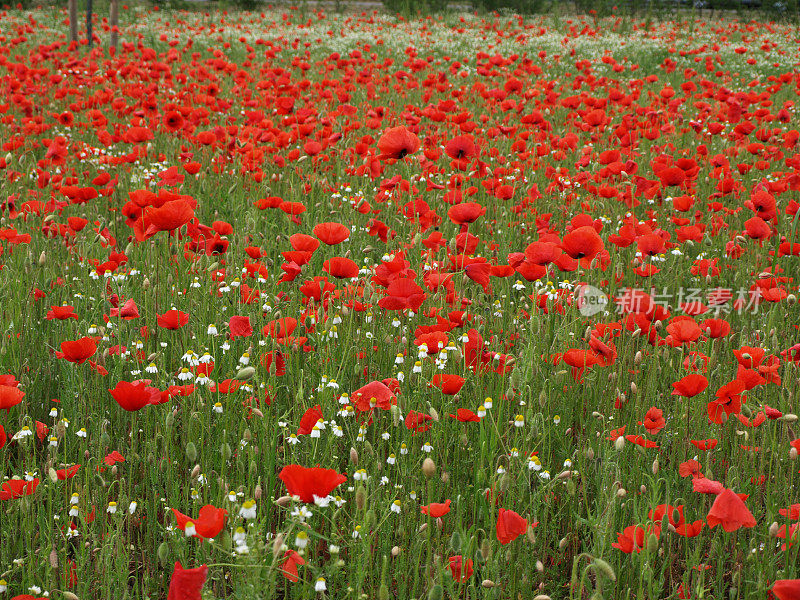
157 309 189 330
445 135 478 160
56 465 81 480
421 499 451 518
561 226 604 264
448 555 474 583
323 257 359 279
708 380 745 424
612 524 659 553
280 550 306 582
706 488 756 532
313 222 350 245
229 315 253 338
0 478 39 500
405 410 434 434
171 504 228 539
450 408 481 422
377 126 420 160
168 562 208 600
0 384 24 411
772 580 800 600
351 380 397 412
378 278 427 312
278 465 347 503
496 508 527 544
109 381 161 412
430 374 465 396
104 451 125 466
55 337 98 364
639 407 665 434
139 199 195 240
447 202 486 225
672 374 708 397
46 305 78 320
297 405 323 436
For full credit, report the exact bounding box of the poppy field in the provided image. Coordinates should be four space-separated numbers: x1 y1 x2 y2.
1 4 800 599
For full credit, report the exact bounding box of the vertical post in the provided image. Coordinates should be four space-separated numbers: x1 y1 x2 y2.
68 0 78 42
109 0 119 51
86 0 93 47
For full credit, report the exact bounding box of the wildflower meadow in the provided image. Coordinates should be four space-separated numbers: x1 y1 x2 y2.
0 3 799 599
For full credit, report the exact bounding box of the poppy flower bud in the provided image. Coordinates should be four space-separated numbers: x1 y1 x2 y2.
62 593 79 600
536 561 544 572
365 509 377 529
647 533 658 552
254 483 262 500
428 584 443 600
539 390 547 407
391 546 401 557
418 523 428 534
38 251 47 266
275 496 292 506
592 558 616 581
157 541 170 565
379 583 390 600
559 536 569 550
630 382 638 395
449 531 462 552
350 447 359 465
533 595 551 600
422 457 436 478
272 533 285 558
190 464 201 479
640 484 647 494
781 413 798 422
787 294 798 305
614 436 625 452
769 522 780 537
481 580 496 588
526 525 536 544
652 458 659 475
236 366 255 381
616 488 626 498
220 443 232 462
185 442 198 462
791 447 798 460
142 277 150 290
480 539 491 559
355 485 367 510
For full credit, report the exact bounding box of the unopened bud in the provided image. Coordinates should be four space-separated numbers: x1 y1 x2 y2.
422 457 436 478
